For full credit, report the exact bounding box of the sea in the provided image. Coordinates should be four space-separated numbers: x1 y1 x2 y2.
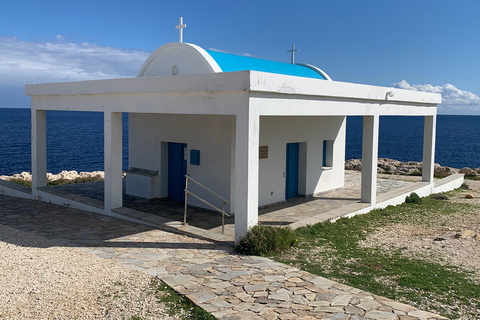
0 108 479 176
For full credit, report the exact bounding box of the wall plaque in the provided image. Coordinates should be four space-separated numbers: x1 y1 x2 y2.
259 146 268 159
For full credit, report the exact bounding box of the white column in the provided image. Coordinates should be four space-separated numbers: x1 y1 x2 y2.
104 112 123 211
31 109 47 195
422 115 437 183
361 115 379 204
234 112 259 243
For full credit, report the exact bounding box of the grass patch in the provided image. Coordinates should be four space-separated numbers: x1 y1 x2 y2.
235 225 297 256
152 278 216 320
274 193 480 319
7 178 32 187
464 174 480 181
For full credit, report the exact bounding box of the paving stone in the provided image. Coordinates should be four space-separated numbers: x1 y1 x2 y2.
350 315 370 320
268 293 291 302
293 295 310 305
316 292 335 302
244 283 268 292
162 274 197 287
309 300 330 307
357 298 382 311
210 298 233 309
253 291 268 298
186 292 217 304
263 312 279 320
407 310 447 319
345 305 365 315
323 313 349 320
312 306 345 313
278 313 300 319
264 275 288 282
309 276 335 289
364 310 398 320
331 294 353 307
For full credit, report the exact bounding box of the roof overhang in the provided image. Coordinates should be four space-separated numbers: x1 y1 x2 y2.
26 70 441 106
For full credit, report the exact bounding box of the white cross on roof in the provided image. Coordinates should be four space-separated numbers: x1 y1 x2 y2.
287 43 299 64
175 17 187 43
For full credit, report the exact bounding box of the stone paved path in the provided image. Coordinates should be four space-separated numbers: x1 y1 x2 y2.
0 195 446 320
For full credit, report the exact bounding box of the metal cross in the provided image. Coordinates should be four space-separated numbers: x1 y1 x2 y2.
287 43 299 64
175 17 187 43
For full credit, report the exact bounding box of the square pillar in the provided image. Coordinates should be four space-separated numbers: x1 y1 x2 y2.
234 112 259 243
422 115 437 183
31 109 47 195
361 115 379 204
104 112 123 211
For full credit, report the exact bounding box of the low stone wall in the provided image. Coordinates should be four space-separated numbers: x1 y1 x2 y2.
345 158 480 177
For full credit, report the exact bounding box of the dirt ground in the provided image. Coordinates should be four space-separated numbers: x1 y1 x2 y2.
360 179 480 278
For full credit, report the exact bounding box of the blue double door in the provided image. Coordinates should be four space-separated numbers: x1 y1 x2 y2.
168 142 187 202
286 143 299 199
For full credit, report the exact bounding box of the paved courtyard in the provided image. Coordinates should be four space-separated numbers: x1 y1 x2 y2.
0 182 446 319
43 171 416 241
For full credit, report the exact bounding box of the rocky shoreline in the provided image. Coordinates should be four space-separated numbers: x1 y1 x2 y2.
345 158 480 177
0 170 105 182
1 158 479 183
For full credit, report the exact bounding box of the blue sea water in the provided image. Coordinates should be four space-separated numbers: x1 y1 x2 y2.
0 108 479 176
0 108 128 175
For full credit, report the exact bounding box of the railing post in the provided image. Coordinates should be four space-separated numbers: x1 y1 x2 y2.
222 200 226 234
183 175 189 225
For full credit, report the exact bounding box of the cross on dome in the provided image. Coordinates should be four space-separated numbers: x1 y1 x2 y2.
287 43 299 64
175 17 187 43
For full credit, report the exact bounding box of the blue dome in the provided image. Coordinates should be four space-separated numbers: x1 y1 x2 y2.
206 50 328 80
138 43 331 80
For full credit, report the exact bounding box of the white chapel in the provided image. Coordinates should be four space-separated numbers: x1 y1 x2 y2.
24 25 449 242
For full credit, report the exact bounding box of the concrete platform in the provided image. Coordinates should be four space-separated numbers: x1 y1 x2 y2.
0 171 464 244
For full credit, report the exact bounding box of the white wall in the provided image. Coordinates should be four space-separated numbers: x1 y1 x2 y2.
128 113 234 212
258 116 346 207
128 113 346 212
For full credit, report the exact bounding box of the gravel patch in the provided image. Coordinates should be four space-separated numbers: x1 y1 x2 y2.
360 180 480 277
0 224 180 320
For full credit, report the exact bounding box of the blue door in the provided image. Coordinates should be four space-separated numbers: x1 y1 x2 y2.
168 142 187 202
286 143 299 199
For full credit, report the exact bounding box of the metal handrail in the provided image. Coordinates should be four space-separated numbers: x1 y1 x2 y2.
183 175 231 234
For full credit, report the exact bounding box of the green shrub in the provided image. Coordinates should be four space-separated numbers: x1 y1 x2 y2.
235 225 297 256
405 192 422 204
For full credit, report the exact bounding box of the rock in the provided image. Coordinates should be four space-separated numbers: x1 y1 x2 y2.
1 170 106 183
465 194 474 199
460 230 475 239
474 234 480 240
459 167 477 176
345 159 362 171
345 158 463 177
432 193 449 200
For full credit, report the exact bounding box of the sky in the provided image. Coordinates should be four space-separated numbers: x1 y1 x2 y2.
0 0 479 114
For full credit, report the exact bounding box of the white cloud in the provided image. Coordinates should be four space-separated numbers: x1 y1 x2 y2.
394 79 480 114
208 47 255 58
208 47 228 53
55 34 65 41
0 36 150 88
